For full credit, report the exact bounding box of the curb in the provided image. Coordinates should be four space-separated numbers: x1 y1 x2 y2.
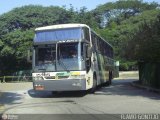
131 81 160 94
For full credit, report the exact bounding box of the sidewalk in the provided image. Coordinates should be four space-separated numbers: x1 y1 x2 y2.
115 71 160 94
0 82 32 113
0 82 32 92
131 81 160 94
114 71 139 80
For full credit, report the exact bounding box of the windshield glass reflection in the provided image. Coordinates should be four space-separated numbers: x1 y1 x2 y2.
34 45 56 71
57 43 79 71
33 42 85 72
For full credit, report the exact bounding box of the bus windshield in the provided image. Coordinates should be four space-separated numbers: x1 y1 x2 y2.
33 42 85 72
57 42 79 71
34 45 56 72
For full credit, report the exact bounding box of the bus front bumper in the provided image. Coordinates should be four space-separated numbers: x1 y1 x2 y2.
33 79 86 91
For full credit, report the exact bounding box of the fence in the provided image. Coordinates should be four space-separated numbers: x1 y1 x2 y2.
0 70 32 83
139 62 160 89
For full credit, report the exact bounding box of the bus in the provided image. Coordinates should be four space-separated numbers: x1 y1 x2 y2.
32 24 115 92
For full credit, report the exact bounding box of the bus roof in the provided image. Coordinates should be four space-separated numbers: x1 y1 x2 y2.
35 23 113 48
35 24 89 31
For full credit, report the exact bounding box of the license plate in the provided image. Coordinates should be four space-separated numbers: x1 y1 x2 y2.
35 86 44 90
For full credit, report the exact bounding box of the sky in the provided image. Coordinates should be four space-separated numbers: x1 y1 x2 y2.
0 0 160 15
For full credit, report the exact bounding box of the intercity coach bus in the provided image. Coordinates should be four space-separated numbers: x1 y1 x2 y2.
32 24 115 92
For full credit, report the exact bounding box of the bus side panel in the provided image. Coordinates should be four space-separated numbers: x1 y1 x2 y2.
85 52 100 90
95 53 109 85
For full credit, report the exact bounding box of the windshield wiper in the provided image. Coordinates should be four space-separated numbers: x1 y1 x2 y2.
38 68 46 71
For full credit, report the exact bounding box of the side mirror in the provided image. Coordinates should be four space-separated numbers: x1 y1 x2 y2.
87 46 92 58
86 46 92 72
27 48 32 63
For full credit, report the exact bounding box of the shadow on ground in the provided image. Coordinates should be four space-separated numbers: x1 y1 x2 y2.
0 92 23 105
0 90 86 113
28 78 160 100
94 79 160 100
1 78 160 107
28 89 87 98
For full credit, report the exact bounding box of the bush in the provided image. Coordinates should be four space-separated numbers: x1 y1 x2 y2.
119 61 137 71
120 63 129 71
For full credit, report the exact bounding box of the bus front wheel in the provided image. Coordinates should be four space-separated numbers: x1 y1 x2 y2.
109 71 112 85
90 75 97 93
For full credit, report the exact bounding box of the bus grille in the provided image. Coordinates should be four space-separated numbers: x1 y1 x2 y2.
57 76 69 79
44 76 55 79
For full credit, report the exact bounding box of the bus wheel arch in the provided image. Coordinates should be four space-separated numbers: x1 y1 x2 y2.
90 72 97 93
94 72 97 85
109 71 113 85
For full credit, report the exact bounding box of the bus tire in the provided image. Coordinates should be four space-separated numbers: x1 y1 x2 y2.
90 74 97 93
109 71 112 85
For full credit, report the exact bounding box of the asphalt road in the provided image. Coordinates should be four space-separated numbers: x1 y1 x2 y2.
0 71 160 120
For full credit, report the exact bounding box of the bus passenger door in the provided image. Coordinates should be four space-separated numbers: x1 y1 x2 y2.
85 44 92 73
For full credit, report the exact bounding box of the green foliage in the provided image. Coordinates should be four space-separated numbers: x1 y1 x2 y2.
0 5 98 75
120 63 129 71
94 1 160 70
93 0 159 27
119 61 137 71
95 9 160 60
125 14 160 62
1 29 33 58
0 1 159 74
0 5 72 33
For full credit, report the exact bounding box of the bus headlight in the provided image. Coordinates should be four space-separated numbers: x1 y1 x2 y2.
69 72 85 79
69 75 85 79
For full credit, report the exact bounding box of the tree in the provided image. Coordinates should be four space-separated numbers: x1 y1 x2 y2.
93 0 159 28
0 5 99 75
95 8 160 70
125 14 160 62
0 1 159 74
0 5 73 75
